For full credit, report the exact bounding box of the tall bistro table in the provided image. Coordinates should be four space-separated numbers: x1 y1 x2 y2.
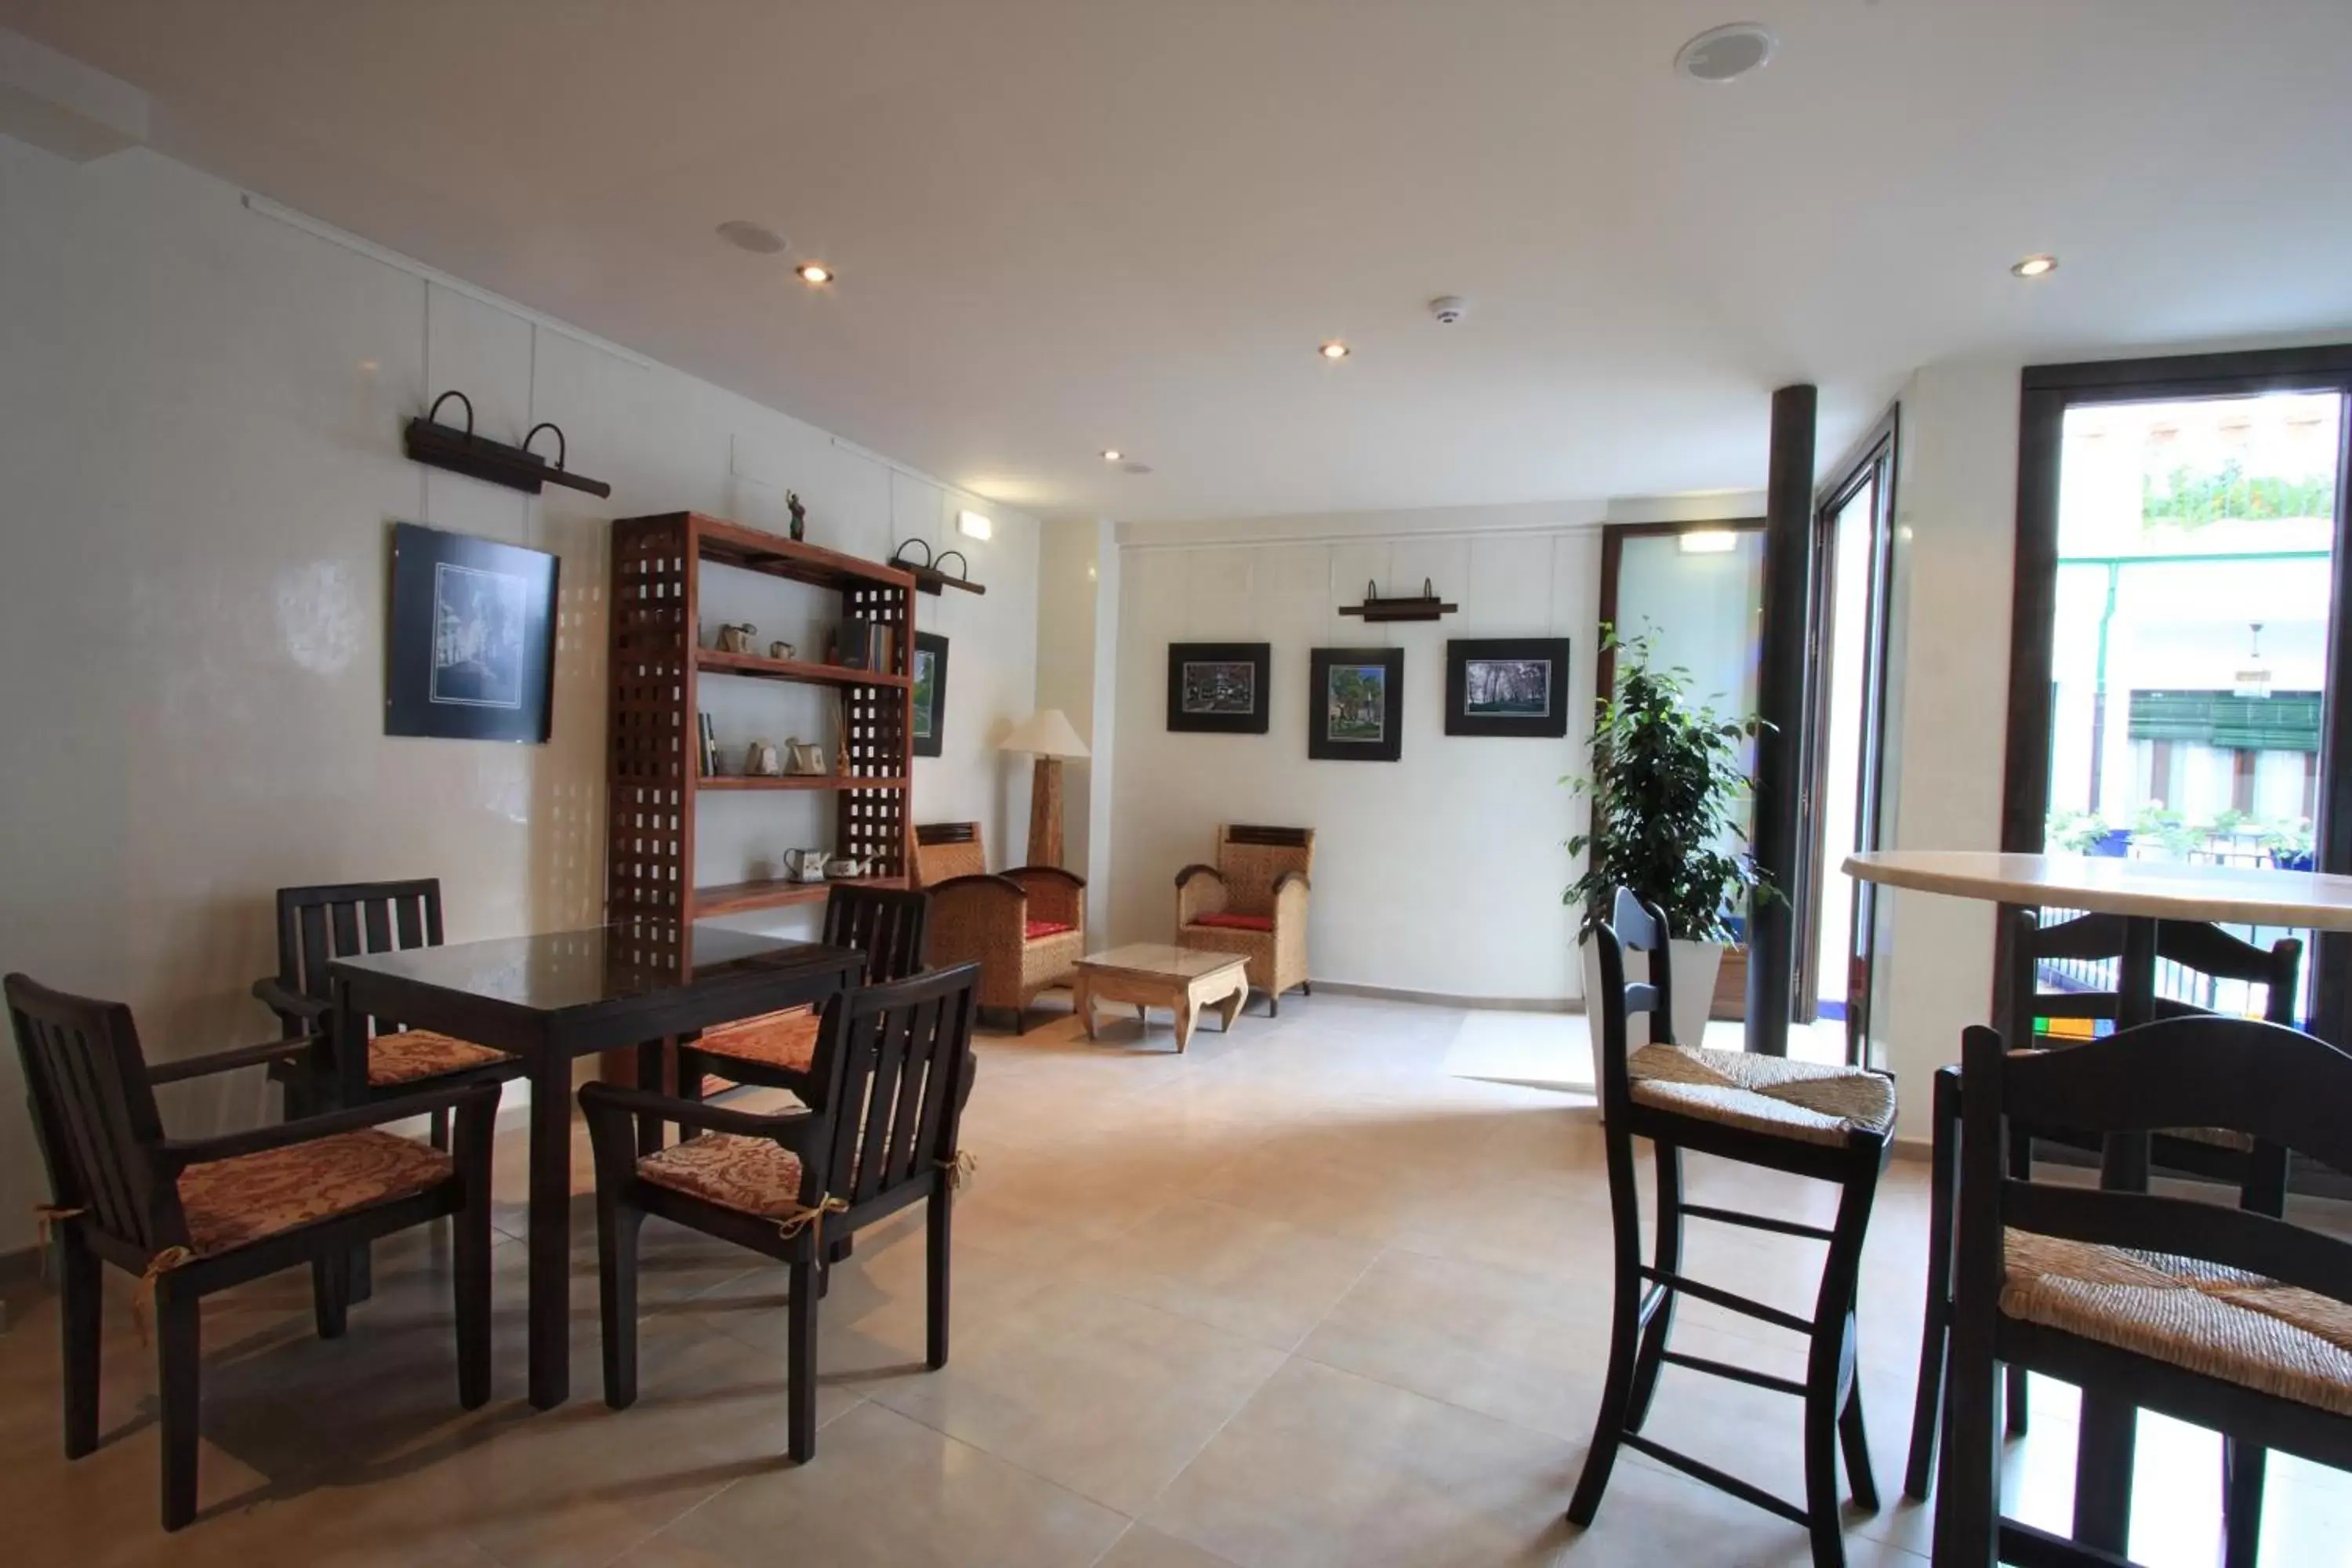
1843 848 2352 1555
332 922 863 1409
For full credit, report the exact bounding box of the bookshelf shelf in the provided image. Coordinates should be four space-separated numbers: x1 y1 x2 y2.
696 648 912 688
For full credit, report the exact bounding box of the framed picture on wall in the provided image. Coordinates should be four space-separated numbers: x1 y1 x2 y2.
1445 637 1573 738
1167 641 1271 733
1309 647 1404 761
911 631 949 757
386 522 558 743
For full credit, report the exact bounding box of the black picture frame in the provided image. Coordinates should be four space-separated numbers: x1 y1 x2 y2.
1167 641 1271 733
386 522 557 743
911 631 949 757
1309 647 1404 761
1445 637 1573 738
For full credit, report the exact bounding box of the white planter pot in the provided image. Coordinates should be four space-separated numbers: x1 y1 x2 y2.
1580 935 1728 1091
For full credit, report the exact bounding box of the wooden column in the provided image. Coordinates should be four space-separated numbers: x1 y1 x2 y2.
1747 384 1817 1055
1028 755 1065 868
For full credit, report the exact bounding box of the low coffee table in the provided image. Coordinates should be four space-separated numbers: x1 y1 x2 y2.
1073 944 1250 1053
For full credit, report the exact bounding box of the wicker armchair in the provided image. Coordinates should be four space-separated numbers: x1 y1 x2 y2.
913 821 1083 1032
1174 825 1313 1014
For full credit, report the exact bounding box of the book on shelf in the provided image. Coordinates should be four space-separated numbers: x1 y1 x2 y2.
697 711 717 776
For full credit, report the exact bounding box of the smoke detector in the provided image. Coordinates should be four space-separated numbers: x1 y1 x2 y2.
1429 295 1468 325
1675 23 1776 83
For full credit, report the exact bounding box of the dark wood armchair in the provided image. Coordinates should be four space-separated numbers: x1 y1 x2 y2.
7 972 498 1530
579 961 982 1463
678 883 931 1101
252 880 521 1149
913 821 1083 1031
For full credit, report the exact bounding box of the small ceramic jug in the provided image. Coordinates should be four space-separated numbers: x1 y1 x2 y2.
768 640 797 662
715 622 757 654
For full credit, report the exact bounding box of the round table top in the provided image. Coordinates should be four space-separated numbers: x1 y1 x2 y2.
1842 849 2352 931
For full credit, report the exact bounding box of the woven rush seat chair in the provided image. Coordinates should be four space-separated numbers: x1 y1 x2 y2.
580 962 982 1463
8 972 497 1531
252 880 521 1149
1939 1014 2352 1566
1174 824 1313 1015
1904 911 2302 1567
1568 888 1896 1568
913 821 1082 1032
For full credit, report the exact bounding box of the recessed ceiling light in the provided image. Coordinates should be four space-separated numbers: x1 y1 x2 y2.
2011 253 2059 279
716 220 785 254
1120 462 1153 475
796 262 834 285
1100 448 1123 462
1675 23 1776 83
1319 339 1351 360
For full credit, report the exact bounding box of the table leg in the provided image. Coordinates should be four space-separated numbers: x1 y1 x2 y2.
1174 989 1196 1053
527 1043 573 1410
1076 975 1097 1040
1216 978 1247 1033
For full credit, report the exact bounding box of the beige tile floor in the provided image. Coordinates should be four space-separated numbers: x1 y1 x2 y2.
2 991 2347 1567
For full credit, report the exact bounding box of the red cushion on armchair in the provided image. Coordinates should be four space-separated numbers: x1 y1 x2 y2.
1192 913 1273 931
1025 920 1076 940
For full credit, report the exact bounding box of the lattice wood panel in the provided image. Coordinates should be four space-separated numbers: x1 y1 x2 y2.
607 516 692 956
837 580 914 880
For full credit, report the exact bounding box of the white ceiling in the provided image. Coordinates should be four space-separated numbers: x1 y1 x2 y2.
8 0 2352 523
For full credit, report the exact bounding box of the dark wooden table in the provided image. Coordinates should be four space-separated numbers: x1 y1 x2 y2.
331 921 862 1409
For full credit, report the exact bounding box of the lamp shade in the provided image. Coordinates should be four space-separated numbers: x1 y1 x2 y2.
999 708 1090 759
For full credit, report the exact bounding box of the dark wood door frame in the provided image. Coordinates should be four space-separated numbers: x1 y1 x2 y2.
2000 344 2352 1047
1592 517 1768 709
1793 409 1900 1058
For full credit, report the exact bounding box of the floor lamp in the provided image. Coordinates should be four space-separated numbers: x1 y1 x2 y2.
1000 710 1091 869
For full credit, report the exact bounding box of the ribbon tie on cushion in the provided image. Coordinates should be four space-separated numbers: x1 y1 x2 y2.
937 1149 979 1193
31 1204 85 1282
129 1246 196 1347
773 1195 849 1250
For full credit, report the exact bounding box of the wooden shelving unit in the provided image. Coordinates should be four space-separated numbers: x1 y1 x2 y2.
605 511 917 943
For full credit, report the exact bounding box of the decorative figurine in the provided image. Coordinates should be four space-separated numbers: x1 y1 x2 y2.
714 622 757 654
786 490 806 543
768 639 797 662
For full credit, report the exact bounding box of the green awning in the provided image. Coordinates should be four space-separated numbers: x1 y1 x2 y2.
2127 690 2321 753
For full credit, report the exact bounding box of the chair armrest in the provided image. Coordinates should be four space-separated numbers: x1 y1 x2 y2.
1175 864 1228 924
928 872 1029 906
158 1081 500 1170
251 976 331 1025
149 1034 328 1085
1006 866 1083 926
1272 870 1312 897
578 1081 819 1147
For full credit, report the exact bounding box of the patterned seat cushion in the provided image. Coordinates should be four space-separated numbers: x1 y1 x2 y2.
1627 1044 1896 1147
2004 1230 2352 1417
1192 913 1273 932
1025 920 1077 941
698 1006 820 1074
637 1133 808 1218
368 1029 510 1087
177 1130 452 1255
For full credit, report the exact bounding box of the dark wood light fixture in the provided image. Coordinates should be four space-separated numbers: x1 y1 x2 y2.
1338 578 1458 622
403 390 612 499
888 538 987 596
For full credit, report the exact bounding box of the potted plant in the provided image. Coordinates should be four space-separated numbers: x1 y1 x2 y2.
2048 810 2118 856
2263 816 2315 872
1566 629 1773 1082
2129 800 2201 862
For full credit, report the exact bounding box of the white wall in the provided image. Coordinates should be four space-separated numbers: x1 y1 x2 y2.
1106 505 1606 1000
0 140 1040 1250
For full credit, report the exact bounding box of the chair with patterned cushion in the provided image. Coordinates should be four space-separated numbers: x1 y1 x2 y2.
913 821 1081 1032
579 961 982 1462
1939 1014 2352 1566
673 881 931 1163
1567 888 1896 1568
7 972 496 1531
252 880 521 1149
1174 824 1313 1015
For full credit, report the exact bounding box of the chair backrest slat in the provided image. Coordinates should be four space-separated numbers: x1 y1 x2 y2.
822 884 930 985
807 964 980 1210
276 880 445 1036
6 975 180 1253
1592 886 1675 1118
362 897 393 955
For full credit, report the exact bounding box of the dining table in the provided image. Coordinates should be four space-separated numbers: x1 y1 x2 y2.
1843 848 2352 1557
330 921 864 1409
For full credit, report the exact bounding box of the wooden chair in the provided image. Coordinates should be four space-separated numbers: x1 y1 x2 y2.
7 972 497 1531
251 879 521 1148
1904 910 2302 1566
913 821 1082 1032
1174 824 1313 1015
1568 888 1896 1568
1940 1014 2352 1566
677 883 930 1102
579 962 982 1462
